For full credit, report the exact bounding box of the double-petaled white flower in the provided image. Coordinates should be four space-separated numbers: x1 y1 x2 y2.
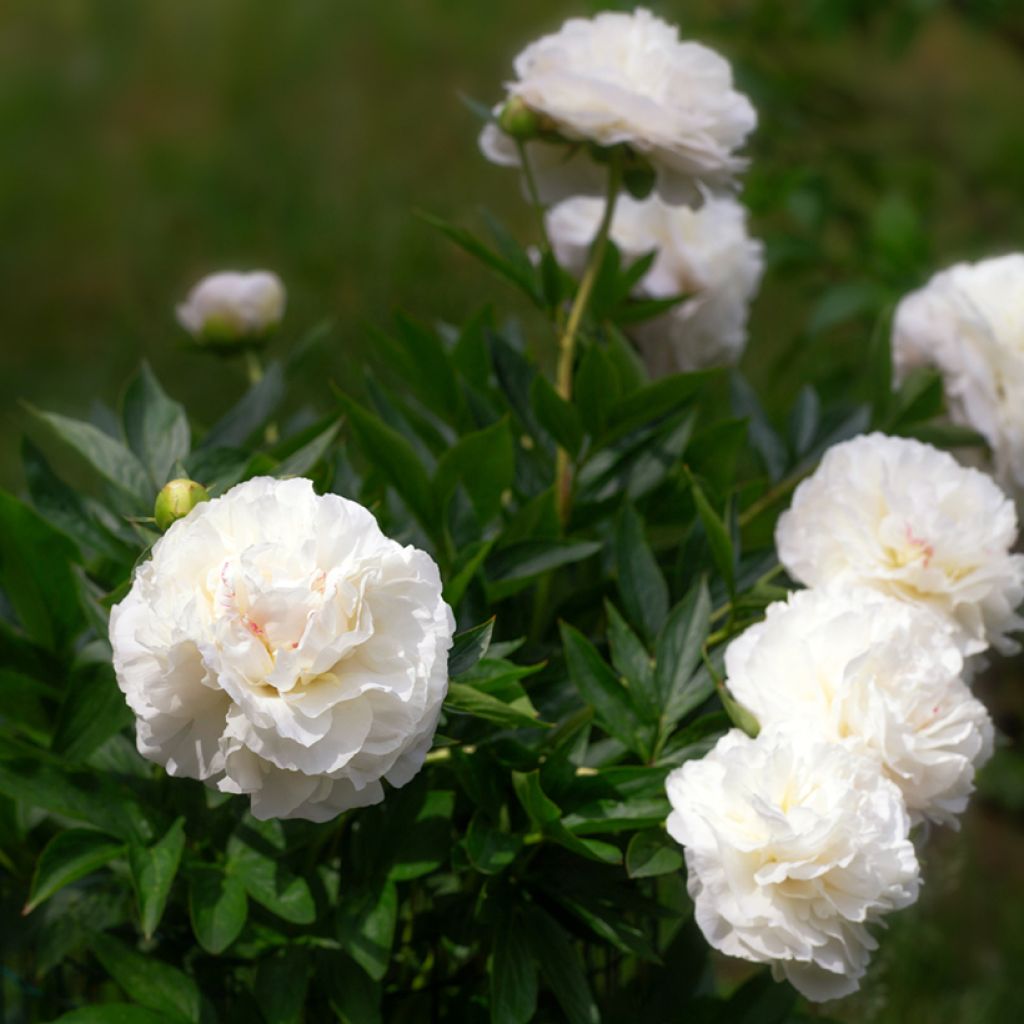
726 588 994 827
110 477 454 822
177 270 286 344
546 192 763 372
776 433 1024 655
666 726 920 1002
479 8 756 206
892 253 1024 495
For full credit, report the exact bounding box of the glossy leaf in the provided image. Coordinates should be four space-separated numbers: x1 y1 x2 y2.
129 818 186 940
25 829 125 914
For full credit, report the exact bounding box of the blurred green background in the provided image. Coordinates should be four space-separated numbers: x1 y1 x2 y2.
3 1 1024 1019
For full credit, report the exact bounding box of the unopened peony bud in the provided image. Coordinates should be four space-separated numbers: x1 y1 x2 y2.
497 96 543 140
154 478 210 531
176 270 285 346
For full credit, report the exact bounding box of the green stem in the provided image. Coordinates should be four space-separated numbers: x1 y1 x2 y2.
516 140 554 257
245 349 264 387
737 465 812 529
554 154 623 524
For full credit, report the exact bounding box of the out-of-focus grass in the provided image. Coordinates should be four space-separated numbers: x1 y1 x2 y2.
2 2 1024 1017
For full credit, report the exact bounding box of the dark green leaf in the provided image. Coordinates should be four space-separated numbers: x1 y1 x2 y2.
574 344 621 437
690 482 735 597
52 662 133 764
443 537 495 609
524 907 600 1024
320 951 382 1024
604 602 656 721
446 682 545 730
340 396 437 533
48 1006 177 1024
604 371 713 441
337 878 397 981
464 812 522 875
255 948 310 1024
25 829 125 914
226 817 315 925
730 372 787 482
788 386 820 459
0 490 84 654
129 818 185 940
560 623 644 756
201 362 285 450
487 539 601 584
625 829 684 879
273 419 340 478
530 376 583 458
448 618 495 677
434 418 514 524
615 503 669 644
389 789 455 881
491 910 539 1024
92 931 202 1024
188 865 247 955
122 363 190 488
655 578 712 719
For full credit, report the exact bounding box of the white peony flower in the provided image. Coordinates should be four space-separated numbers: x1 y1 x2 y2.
776 433 1024 655
479 8 756 206
726 588 994 826
176 270 286 343
110 477 454 822
892 253 1024 495
666 726 920 1002
546 192 763 372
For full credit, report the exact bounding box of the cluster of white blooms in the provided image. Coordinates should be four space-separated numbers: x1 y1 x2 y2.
482 8 762 375
110 477 454 822
546 193 764 373
667 432 1023 1001
480 8 756 207
892 254 1024 497
177 270 286 345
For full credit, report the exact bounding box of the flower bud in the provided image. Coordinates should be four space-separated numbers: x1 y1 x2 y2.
497 96 543 140
176 270 285 347
154 478 210 532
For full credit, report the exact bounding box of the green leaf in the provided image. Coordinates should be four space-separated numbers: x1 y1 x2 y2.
337 878 397 981
604 602 656 720
320 951 382 1024
255 948 310 1024
614 503 669 644
201 362 285 450
448 617 495 677
443 537 495 608
446 681 546 730
48 1006 177 1024
655 578 712 722
530 376 583 458
188 865 247 955
524 907 600 1024
391 313 465 422
560 623 644 756
487 539 601 585
389 788 455 881
491 909 539 1024
226 817 315 925
129 818 185 940
28 408 151 506
730 372 787 482
625 829 684 879
886 367 946 429
575 344 621 437
900 420 988 449
92 931 202 1024
690 481 735 597
512 771 620 865
51 662 133 764
340 395 437 533
122 363 190 488
273 418 340 478
0 491 84 654
24 829 125 914
434 419 514 524
788 385 820 459
463 812 522 875
603 371 713 441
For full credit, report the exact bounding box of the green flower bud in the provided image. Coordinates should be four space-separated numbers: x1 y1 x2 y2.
498 96 543 140
154 478 211 532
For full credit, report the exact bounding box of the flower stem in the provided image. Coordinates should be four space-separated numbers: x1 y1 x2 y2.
554 153 623 524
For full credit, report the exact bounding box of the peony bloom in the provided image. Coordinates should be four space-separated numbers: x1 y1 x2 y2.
176 270 286 344
546 192 763 372
110 477 454 822
776 433 1024 655
666 727 920 1002
892 253 1024 496
479 8 756 206
726 588 994 826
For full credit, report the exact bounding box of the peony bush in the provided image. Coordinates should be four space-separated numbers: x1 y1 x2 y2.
3 7 1023 1023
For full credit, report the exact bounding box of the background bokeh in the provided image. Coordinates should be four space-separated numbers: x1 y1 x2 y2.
3 1 1024 1020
